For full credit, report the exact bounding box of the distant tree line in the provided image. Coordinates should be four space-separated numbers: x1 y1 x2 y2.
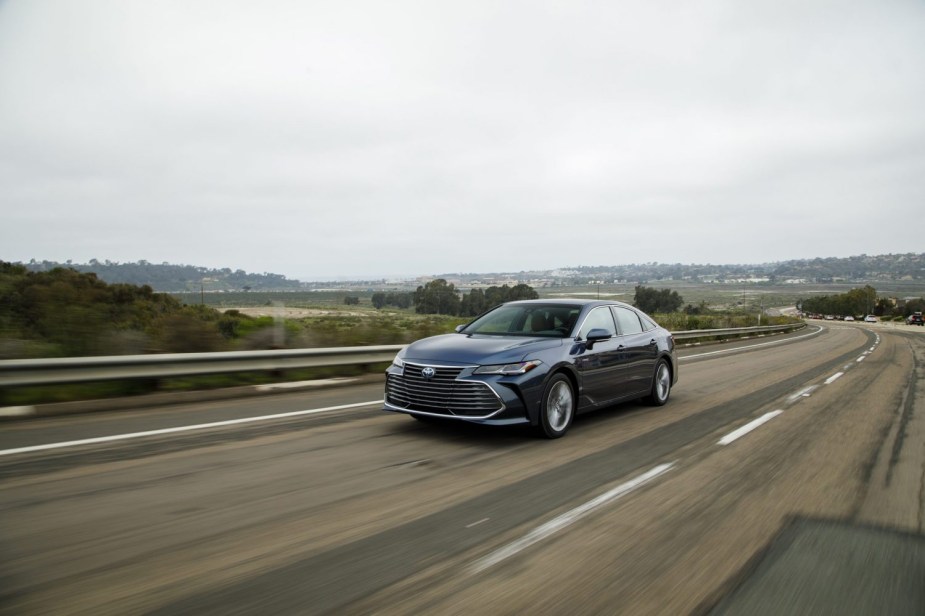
799 286 923 318
415 279 539 316
371 291 413 310
371 279 540 317
799 285 879 317
403 281 690 317
458 283 539 316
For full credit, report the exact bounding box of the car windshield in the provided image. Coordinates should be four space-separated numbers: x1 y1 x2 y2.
462 304 582 337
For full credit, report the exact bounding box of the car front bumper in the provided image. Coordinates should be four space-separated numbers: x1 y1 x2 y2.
382 362 543 425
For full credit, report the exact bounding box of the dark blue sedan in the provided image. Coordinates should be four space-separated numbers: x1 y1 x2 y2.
384 299 678 438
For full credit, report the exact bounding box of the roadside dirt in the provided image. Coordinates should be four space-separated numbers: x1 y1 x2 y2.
224 307 370 318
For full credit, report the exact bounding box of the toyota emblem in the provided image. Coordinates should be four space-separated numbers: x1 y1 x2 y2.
421 367 436 379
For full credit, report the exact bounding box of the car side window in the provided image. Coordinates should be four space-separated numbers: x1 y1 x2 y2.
613 306 644 335
639 313 658 331
578 307 617 339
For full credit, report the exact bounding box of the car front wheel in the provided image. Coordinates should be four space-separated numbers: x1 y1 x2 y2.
538 374 574 439
646 360 672 406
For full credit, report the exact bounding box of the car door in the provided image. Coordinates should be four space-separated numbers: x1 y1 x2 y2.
574 306 627 406
611 306 659 396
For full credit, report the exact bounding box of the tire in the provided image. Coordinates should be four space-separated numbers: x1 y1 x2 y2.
537 374 575 439
646 360 672 406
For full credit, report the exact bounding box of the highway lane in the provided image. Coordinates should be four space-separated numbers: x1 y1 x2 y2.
1 324 923 614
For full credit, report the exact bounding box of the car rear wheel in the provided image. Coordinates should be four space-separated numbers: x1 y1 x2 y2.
538 374 574 439
646 360 671 406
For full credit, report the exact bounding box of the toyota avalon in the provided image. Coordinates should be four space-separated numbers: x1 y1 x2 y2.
384 299 677 438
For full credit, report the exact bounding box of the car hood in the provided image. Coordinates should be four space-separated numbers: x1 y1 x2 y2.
401 333 564 366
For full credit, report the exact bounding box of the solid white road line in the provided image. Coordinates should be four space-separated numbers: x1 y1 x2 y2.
0 400 384 457
717 411 783 446
471 462 675 573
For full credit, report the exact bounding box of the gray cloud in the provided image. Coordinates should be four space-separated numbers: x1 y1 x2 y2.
2 0 923 279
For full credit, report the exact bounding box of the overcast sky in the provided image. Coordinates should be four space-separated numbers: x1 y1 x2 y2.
1 1 923 280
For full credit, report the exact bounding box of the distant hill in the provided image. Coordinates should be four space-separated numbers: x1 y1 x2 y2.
17 252 925 292
19 260 303 293
769 253 925 282
436 253 925 285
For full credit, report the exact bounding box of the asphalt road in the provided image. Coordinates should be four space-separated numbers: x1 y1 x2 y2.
1 323 923 615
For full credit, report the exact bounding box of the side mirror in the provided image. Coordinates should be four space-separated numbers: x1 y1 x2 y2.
585 328 612 349
455 324 466 333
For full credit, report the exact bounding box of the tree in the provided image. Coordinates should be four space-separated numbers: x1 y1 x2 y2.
413 279 461 315
459 288 486 317
903 297 925 316
508 283 539 301
633 285 683 313
874 297 894 317
458 284 539 317
372 291 412 310
683 301 709 315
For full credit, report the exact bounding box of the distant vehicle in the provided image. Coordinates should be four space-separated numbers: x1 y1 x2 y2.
825 315 835 320
384 299 678 438
864 315 878 323
907 312 924 326
844 316 855 321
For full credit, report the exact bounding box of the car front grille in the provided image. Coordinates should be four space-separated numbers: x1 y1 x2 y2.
386 363 503 417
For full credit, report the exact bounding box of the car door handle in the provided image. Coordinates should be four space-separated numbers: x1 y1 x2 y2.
649 339 657 345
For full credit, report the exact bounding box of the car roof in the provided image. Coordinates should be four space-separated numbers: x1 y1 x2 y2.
504 298 634 309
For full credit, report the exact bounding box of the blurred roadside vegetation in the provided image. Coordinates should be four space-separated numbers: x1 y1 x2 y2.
0 263 463 404
1 263 802 405
0 263 467 360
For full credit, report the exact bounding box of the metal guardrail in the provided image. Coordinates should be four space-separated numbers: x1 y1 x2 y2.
671 323 803 341
0 323 804 388
0 346 404 387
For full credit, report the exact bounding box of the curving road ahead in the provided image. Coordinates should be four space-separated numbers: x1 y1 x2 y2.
1 324 923 614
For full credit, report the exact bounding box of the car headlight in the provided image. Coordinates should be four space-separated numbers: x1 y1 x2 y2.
392 348 407 368
474 360 542 375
